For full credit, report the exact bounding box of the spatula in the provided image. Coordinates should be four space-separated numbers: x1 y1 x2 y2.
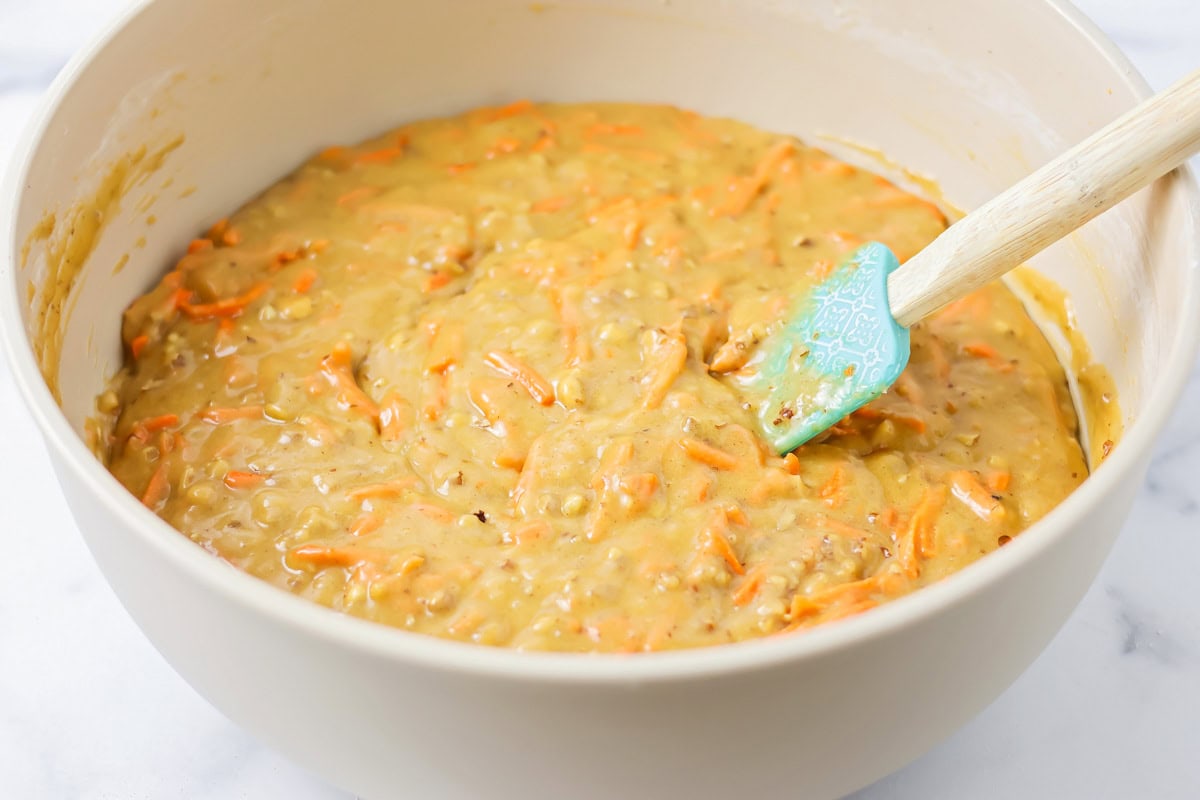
740 68 1200 454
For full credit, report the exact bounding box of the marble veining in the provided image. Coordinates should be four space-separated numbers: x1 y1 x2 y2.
0 1 1197 798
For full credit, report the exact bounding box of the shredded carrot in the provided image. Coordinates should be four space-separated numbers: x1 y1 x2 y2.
484 350 555 406
337 186 380 207
703 510 745 575
130 413 179 441
187 238 213 255
504 520 551 546
639 325 688 409
207 217 229 240
288 543 387 568
782 452 801 475
986 470 1012 493
346 477 419 502
199 405 263 424
223 470 265 490
511 434 550 511
412 502 455 524
531 195 571 214
353 134 408 165
420 372 449 421
710 138 794 217
349 514 383 537
783 570 906 632
482 99 533 121
585 122 644 137
300 414 339 445
422 271 454 292
319 342 380 419
819 465 847 508
447 610 487 637
140 459 170 508
618 472 660 507
176 282 269 320
271 246 304 270
292 268 318 294
732 566 767 606
577 439 635 541
425 321 464 375
378 392 412 443
130 334 150 360
679 437 739 471
485 136 522 159
725 505 750 526
826 229 864 251
805 157 856 177
587 195 638 223
963 341 1000 360
947 470 1005 522
905 486 948 570
550 287 590 365
139 431 175 508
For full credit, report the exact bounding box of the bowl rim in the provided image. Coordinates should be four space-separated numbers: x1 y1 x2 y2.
2 0 1198 685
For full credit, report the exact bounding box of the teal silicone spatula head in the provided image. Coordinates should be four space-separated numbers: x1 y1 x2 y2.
737 69 1200 454
737 242 907 453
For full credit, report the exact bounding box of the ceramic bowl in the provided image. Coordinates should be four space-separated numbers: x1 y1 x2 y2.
2 1 1196 797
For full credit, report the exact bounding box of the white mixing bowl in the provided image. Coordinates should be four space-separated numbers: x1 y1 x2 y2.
2 1 1197 797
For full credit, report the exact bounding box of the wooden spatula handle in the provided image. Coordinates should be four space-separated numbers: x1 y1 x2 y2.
887 69 1200 328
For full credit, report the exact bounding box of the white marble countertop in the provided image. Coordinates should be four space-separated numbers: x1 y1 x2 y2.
1 1 1197 797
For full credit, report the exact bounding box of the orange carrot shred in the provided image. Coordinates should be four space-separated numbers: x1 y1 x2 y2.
704 512 745 576
732 566 767 606
422 271 454 292
412 502 455 524
947 470 1005 522
292 268 318 294
680 437 739 471
319 342 381 419
130 334 150 360
484 350 555 406
639 325 688 409
223 470 265 490
176 282 268 320
131 413 179 441
819 466 847 507
346 477 418 502
986 470 1012 493
963 341 1000 360
349 514 383 537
